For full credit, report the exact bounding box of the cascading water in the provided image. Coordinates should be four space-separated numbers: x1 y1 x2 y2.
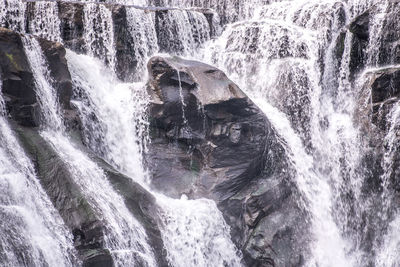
66 50 243 267
197 0 391 266
22 35 157 267
0 81 78 266
0 0 25 32
25 1 62 42
2 0 400 266
124 7 159 80
83 3 117 71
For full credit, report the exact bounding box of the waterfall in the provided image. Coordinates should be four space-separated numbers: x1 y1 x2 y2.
66 50 243 266
2 0 400 266
83 3 117 71
197 0 372 265
26 1 62 42
22 34 158 267
0 0 25 32
0 82 78 266
124 7 159 80
22 35 64 131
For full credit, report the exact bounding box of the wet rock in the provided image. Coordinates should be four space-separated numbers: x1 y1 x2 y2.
0 28 79 129
0 28 38 126
13 124 113 267
349 11 370 78
146 56 307 266
365 67 400 131
350 2 400 78
58 2 85 53
38 38 73 110
100 163 170 267
374 3 400 65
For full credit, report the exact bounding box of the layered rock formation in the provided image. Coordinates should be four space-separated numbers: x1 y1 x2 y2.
146 56 307 266
0 27 168 267
22 0 218 81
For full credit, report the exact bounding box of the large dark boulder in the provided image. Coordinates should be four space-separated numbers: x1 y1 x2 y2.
145 56 307 266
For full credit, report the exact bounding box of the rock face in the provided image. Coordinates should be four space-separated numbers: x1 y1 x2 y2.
0 28 169 267
0 27 77 128
349 2 400 78
349 10 369 78
21 1 217 82
0 28 37 126
14 125 113 267
357 67 400 193
146 56 307 266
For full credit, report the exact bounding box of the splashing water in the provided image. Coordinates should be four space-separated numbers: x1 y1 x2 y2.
83 3 117 71
66 50 243 267
22 35 64 131
23 34 157 267
0 80 78 266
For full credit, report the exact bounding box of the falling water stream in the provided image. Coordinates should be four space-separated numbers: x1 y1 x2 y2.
2 0 400 266
22 35 158 267
0 77 78 266
66 50 243 267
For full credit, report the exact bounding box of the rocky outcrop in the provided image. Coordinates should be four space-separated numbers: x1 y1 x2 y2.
20 1 217 82
0 28 37 126
349 10 370 78
146 56 307 266
0 27 170 267
14 124 113 267
349 2 400 78
0 27 78 129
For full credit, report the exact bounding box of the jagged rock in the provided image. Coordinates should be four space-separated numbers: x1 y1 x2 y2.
374 2 400 65
0 27 79 129
361 67 400 131
349 11 370 78
146 56 307 266
349 2 400 78
0 28 38 126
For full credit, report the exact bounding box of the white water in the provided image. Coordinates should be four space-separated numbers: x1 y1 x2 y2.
83 3 117 71
66 50 243 267
2 0 400 266
22 35 157 267
26 1 62 42
22 35 64 131
157 9 210 55
0 81 77 266
0 0 25 32
125 7 159 80
197 0 370 265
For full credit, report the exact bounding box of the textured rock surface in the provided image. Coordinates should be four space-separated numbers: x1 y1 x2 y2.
349 2 400 78
0 28 38 126
0 28 169 267
13 124 113 267
146 56 307 266
0 27 78 129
